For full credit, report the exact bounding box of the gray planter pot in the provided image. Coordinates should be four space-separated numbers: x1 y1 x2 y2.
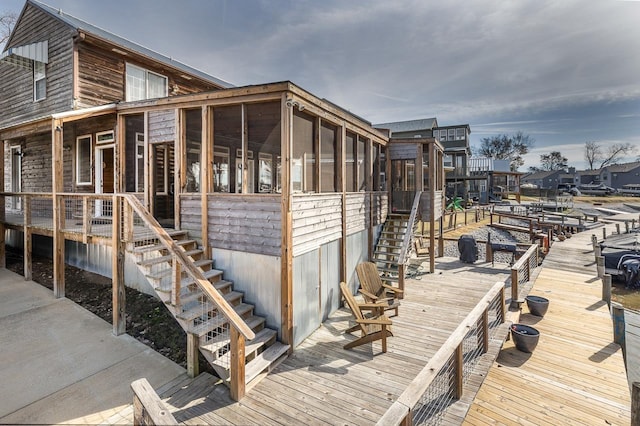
511 324 540 353
525 295 549 317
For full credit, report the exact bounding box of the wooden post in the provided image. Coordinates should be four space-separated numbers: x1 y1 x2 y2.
625 221 630 234
398 263 406 295
23 195 32 281
602 227 607 240
438 216 444 258
594 245 601 258
131 378 178 426
280 93 293 348
602 274 611 308
52 119 65 298
510 268 519 309
454 343 463 399
186 332 199 378
0 141 4 269
171 256 181 307
616 223 620 235
611 302 625 348
596 255 605 278
481 309 489 353
229 326 246 401
112 196 126 335
632 382 640 426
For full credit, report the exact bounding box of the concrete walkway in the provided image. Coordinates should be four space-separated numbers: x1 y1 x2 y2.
0 269 187 425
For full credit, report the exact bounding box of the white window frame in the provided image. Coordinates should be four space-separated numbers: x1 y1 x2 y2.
135 132 145 192
96 130 115 144
125 63 168 101
34 61 46 101
76 134 93 186
10 146 22 211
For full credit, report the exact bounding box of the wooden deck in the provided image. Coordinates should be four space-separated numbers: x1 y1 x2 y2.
119 258 512 425
464 223 631 425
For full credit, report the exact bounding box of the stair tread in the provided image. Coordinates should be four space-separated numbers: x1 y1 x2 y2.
191 303 254 336
180 269 224 286
133 239 197 254
244 342 290 385
178 291 244 321
200 327 276 356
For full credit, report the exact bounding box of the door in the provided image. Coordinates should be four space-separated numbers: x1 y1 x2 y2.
151 142 175 227
95 145 114 216
390 159 416 212
10 146 22 211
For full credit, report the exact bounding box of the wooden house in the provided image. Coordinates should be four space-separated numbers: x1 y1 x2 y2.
0 0 446 400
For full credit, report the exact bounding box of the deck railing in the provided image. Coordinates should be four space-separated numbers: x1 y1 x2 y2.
377 281 506 426
510 243 539 307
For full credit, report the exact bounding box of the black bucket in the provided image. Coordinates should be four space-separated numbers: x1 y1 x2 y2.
511 324 540 353
525 295 549 317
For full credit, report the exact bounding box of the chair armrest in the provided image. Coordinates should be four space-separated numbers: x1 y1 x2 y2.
356 318 393 326
382 284 404 294
359 302 388 310
359 288 378 300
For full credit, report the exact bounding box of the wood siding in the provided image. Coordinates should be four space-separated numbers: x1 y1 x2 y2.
292 194 342 256
148 110 175 143
420 190 443 221
345 193 369 235
371 192 388 226
180 194 282 257
0 4 75 129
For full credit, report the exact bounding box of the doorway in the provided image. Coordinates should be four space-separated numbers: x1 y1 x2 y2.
95 145 114 217
151 142 175 227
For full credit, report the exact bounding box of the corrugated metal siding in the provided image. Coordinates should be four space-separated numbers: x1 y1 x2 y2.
320 240 341 321
346 230 368 288
292 250 321 347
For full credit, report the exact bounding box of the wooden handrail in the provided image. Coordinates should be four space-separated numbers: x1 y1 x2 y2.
131 378 178 425
377 281 505 426
398 191 422 265
510 244 538 305
121 194 255 340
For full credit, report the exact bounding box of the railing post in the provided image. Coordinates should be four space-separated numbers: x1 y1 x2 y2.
171 256 181 307
230 326 246 401
112 195 126 335
602 274 612 308
454 343 463 399
632 382 640 426
398 263 406 295
510 267 519 309
596 256 605 278
481 309 489 353
82 196 90 243
53 195 65 298
186 332 199 378
23 195 32 281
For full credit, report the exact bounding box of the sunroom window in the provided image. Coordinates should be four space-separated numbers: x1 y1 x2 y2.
76 135 92 185
126 63 168 101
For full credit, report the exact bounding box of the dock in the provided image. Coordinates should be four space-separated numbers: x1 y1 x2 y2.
464 220 631 425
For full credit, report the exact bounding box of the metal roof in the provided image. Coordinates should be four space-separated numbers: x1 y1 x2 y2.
28 0 234 89
374 118 439 134
0 40 48 68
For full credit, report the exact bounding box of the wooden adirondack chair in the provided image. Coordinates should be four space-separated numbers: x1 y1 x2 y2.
356 262 403 317
339 282 393 353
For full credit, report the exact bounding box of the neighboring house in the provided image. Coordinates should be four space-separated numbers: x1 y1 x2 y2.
468 157 521 203
0 0 446 400
374 119 472 202
574 169 601 186
521 170 565 189
599 161 640 190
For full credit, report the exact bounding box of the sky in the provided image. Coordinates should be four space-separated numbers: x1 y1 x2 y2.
2 0 639 171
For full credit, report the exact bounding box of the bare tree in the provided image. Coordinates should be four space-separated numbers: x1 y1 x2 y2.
1 10 17 50
584 140 636 170
539 151 568 171
476 131 534 171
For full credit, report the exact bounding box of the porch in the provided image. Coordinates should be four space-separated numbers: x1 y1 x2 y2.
122 257 512 425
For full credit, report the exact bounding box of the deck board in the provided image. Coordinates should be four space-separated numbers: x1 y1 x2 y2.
463 222 631 425
158 259 512 425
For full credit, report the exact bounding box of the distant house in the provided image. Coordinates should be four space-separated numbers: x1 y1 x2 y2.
600 161 640 190
521 170 565 189
374 119 472 201
468 157 521 203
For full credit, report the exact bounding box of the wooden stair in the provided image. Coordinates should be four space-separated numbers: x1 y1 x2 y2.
372 213 413 285
130 230 289 391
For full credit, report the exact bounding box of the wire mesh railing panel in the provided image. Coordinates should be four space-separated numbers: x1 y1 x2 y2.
487 292 505 339
462 320 484 379
31 196 54 229
412 354 457 426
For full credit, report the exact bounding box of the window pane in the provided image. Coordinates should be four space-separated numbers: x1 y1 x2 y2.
126 64 146 101
357 136 366 191
320 121 337 192
34 61 46 100
292 110 315 192
76 136 92 184
136 133 145 192
247 102 281 193
185 109 201 192
148 72 167 99
213 105 242 192
345 132 356 192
